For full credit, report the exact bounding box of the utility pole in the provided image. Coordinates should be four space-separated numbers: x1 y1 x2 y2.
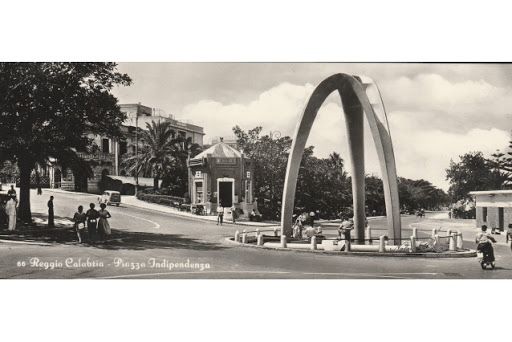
134 103 140 196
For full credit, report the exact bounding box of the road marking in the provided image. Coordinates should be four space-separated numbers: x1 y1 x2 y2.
101 270 441 279
117 212 160 230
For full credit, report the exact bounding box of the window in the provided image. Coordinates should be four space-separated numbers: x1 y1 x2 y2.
195 171 202 178
195 181 203 203
483 207 488 222
102 138 110 153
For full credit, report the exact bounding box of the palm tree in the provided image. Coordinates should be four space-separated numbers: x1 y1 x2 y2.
160 134 202 196
122 120 177 189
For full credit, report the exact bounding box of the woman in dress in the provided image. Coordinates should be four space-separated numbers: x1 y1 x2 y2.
6 197 17 231
98 203 112 241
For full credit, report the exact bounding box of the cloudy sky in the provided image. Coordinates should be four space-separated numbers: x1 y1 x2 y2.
112 63 512 190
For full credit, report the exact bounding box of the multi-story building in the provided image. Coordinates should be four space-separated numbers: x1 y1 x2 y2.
49 103 205 194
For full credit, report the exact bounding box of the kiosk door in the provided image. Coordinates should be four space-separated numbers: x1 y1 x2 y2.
218 181 233 207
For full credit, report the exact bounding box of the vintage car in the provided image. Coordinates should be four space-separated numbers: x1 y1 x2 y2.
98 190 121 206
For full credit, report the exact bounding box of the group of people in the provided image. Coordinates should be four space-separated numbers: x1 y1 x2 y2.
292 211 321 239
216 205 242 225
1 185 54 231
72 203 112 244
3 185 18 231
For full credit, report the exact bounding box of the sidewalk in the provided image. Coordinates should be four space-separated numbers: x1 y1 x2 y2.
44 188 279 228
122 195 281 228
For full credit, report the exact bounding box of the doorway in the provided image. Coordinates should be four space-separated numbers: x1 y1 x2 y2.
217 178 234 208
498 207 504 230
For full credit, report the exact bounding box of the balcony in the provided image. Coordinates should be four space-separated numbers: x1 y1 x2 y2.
76 152 115 163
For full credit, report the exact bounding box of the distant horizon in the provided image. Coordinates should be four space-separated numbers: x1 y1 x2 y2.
112 63 512 191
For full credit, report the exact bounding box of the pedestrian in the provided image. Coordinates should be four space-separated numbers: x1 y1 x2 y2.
47 196 55 227
309 211 316 228
73 205 87 243
97 203 112 242
36 171 42 195
217 206 224 226
338 218 354 251
338 217 351 239
6 197 17 231
7 185 17 201
293 214 304 239
231 205 237 223
85 203 99 243
506 223 512 244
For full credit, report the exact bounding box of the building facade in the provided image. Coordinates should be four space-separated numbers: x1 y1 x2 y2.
48 103 205 194
188 140 256 218
469 190 512 231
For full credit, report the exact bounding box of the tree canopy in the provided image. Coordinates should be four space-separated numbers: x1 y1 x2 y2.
0 62 131 220
233 126 448 220
122 120 202 196
445 151 509 201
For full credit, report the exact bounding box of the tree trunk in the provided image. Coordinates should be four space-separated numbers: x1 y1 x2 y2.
18 157 33 222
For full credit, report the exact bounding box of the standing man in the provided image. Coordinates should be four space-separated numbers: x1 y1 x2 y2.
217 206 224 226
6 197 17 231
47 196 55 227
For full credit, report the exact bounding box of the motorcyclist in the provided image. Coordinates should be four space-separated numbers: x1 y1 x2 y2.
475 225 497 262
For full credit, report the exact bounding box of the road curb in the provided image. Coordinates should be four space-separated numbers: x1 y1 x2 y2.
121 201 279 228
224 237 477 258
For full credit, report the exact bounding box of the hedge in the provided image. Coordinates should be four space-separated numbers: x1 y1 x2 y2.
136 193 185 209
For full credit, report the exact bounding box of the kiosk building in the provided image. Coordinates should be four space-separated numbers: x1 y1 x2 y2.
188 139 256 218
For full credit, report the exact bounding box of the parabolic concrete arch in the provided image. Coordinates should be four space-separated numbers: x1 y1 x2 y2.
280 73 401 244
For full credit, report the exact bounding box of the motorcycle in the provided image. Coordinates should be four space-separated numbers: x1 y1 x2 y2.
477 242 496 270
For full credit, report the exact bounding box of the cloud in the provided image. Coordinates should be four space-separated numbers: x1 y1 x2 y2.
380 73 512 131
180 78 511 190
389 111 509 189
181 82 316 139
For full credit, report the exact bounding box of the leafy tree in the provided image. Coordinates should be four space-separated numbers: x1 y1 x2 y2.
295 151 352 218
487 149 512 187
233 126 351 220
365 175 385 215
445 151 507 201
398 177 449 211
0 63 131 221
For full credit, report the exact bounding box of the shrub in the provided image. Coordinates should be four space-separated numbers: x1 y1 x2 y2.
137 192 185 207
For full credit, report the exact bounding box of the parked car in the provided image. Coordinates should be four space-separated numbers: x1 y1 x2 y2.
98 190 121 206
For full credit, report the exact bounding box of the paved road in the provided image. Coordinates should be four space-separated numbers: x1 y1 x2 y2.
1 189 511 279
